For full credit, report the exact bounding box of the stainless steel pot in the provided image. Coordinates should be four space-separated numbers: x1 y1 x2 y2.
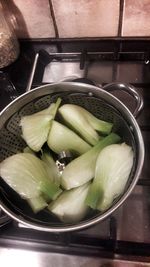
0 82 144 232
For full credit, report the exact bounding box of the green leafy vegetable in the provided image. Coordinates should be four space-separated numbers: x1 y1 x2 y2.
59 104 113 145
20 98 61 152
86 143 134 211
47 120 91 156
61 133 121 190
0 153 62 211
49 182 90 223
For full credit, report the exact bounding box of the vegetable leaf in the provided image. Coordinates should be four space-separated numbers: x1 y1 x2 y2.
61 133 121 190
0 153 62 201
49 182 90 223
20 98 61 152
86 143 134 211
47 120 91 156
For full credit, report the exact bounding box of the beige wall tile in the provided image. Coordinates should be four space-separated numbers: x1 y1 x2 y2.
52 0 120 37
122 0 150 36
10 0 55 38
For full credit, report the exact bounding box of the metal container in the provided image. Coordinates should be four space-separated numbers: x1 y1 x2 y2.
0 1 19 68
0 82 144 232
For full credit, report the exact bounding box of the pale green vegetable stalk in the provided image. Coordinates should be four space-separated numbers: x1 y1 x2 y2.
59 104 113 145
23 146 35 155
20 98 61 152
49 182 90 223
21 114 52 152
59 104 100 145
86 143 134 211
41 152 61 186
47 120 91 156
0 153 62 212
61 133 121 190
36 98 61 116
27 196 48 213
81 107 113 134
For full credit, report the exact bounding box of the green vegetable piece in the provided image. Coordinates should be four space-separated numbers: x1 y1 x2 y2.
61 133 121 190
23 146 35 155
59 104 113 145
37 97 61 117
20 98 61 152
59 104 100 145
86 143 134 211
27 196 48 213
47 120 91 156
49 182 90 223
0 153 62 201
21 114 52 152
47 97 62 117
41 151 61 186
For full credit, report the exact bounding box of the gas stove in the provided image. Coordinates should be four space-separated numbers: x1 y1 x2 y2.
0 39 150 265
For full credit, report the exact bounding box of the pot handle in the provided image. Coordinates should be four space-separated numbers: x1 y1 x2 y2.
103 82 144 118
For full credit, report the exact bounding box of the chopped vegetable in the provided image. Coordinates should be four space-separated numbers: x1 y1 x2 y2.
0 153 62 211
27 196 48 213
59 104 100 145
47 120 91 156
37 97 61 116
41 151 61 186
49 182 90 223
61 133 121 190
73 105 113 134
20 98 61 152
0 97 133 221
20 114 52 152
49 98 62 117
59 104 113 145
23 146 35 155
86 143 134 211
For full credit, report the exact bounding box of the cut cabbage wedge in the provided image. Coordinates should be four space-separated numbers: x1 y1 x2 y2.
86 143 134 211
0 153 62 208
20 98 61 152
47 120 91 155
49 182 90 223
59 104 113 145
61 133 121 190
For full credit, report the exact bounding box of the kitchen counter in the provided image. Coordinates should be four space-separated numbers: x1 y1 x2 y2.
0 247 150 267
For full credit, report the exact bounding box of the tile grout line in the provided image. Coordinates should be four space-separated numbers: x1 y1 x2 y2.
118 0 125 37
49 0 59 38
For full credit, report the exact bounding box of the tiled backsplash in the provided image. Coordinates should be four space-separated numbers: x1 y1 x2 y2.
122 0 150 36
52 0 120 37
5 0 150 38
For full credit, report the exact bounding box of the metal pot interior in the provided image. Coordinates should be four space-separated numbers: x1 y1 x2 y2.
0 83 142 231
